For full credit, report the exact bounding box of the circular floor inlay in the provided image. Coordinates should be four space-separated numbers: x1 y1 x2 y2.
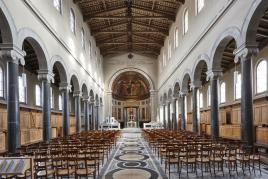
112 169 151 179
119 154 144 161
122 146 141 151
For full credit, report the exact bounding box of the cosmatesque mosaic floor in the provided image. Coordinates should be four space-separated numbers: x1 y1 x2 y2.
98 128 268 179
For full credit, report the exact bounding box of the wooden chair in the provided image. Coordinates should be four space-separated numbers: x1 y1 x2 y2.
34 157 55 179
196 145 212 177
165 145 180 178
210 145 224 176
223 145 238 176
54 156 76 178
75 151 96 179
179 144 198 177
250 146 262 175
237 147 251 175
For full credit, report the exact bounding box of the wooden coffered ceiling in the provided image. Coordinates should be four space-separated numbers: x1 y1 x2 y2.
74 0 185 58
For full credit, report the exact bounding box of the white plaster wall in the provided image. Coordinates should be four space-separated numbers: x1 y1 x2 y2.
2 0 104 98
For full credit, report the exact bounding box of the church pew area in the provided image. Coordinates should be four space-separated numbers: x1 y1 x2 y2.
0 130 120 178
143 129 268 178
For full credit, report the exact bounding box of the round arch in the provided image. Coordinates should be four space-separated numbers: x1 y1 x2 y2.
173 81 180 97
81 83 89 98
180 69 192 92
70 73 80 92
108 68 154 91
17 28 49 70
241 0 268 44
50 55 68 83
209 27 241 70
0 1 17 44
192 58 209 82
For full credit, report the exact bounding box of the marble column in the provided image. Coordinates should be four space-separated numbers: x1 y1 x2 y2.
172 97 177 131
89 100 95 130
163 105 166 128
180 92 187 130
150 90 158 121
60 83 70 137
73 91 81 133
191 81 201 134
38 70 53 142
83 98 89 131
207 70 222 139
95 104 99 130
106 91 113 117
235 46 258 147
0 47 25 153
167 102 171 129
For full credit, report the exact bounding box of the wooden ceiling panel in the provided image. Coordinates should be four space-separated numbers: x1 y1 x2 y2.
74 0 184 58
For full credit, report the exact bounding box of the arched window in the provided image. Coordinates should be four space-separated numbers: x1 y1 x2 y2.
50 87 53 108
81 28 85 48
0 67 3 97
163 52 166 67
18 76 26 103
207 85 211 107
199 92 203 108
197 0 205 14
58 95 62 110
168 40 171 59
53 0 62 12
220 82 226 103
89 40 91 56
256 60 267 93
174 28 179 48
35 85 41 106
70 9 75 33
234 71 241 99
183 9 189 34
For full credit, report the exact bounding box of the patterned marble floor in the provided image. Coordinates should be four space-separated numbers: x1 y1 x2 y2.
99 129 268 179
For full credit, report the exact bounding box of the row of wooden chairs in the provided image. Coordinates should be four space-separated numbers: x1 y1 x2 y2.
0 130 120 179
143 129 262 178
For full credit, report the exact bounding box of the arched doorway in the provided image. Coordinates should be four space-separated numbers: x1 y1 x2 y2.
111 71 151 128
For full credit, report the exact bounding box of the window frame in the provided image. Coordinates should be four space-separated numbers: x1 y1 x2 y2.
174 27 179 48
0 66 4 98
70 8 76 34
35 84 42 107
50 87 54 109
196 0 205 14
234 71 241 100
18 75 27 103
81 28 85 49
207 85 211 107
53 0 62 13
58 94 62 111
220 82 226 104
183 8 189 35
199 92 203 108
255 59 267 95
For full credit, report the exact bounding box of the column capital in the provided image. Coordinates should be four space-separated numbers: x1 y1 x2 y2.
206 69 222 81
150 90 158 95
190 80 202 89
0 43 26 65
106 90 113 95
73 90 81 97
59 82 71 92
82 96 89 102
234 43 259 63
179 91 188 97
38 69 54 83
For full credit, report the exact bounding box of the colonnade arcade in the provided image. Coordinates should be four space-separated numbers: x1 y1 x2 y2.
0 7 103 154
159 2 268 149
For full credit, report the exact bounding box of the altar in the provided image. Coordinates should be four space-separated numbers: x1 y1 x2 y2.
127 121 137 128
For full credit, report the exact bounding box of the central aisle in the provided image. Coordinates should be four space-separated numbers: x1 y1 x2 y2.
99 128 168 179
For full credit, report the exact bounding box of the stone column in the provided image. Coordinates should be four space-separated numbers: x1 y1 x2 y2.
83 98 89 131
89 100 95 130
73 91 81 133
38 70 54 142
95 104 99 130
172 97 177 131
235 46 258 147
150 90 158 121
207 70 222 139
191 81 202 134
106 91 112 117
0 46 25 153
180 92 187 130
163 104 166 128
60 83 70 137
167 102 171 129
